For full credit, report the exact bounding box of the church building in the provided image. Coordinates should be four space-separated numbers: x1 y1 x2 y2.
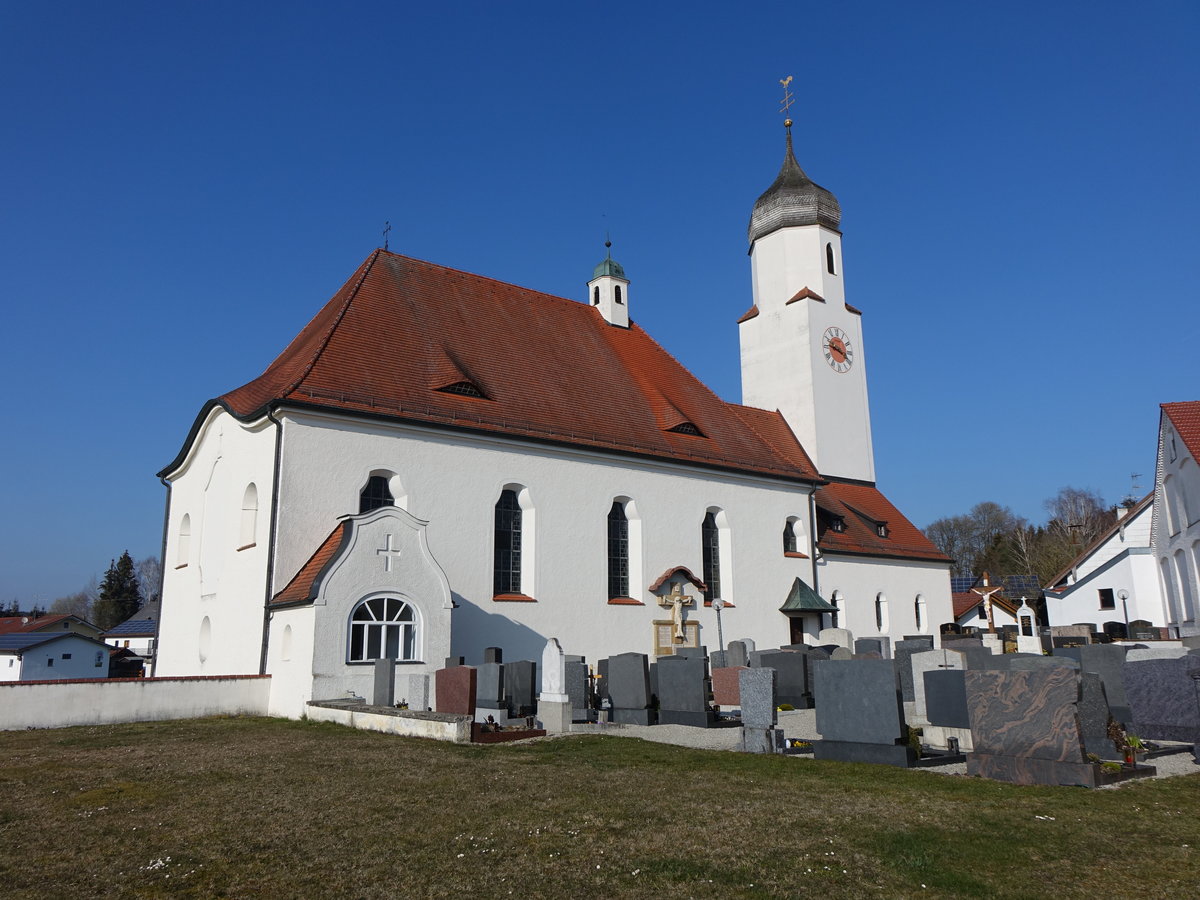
154 124 953 716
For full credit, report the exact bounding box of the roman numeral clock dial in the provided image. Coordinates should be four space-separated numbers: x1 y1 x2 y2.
822 326 854 373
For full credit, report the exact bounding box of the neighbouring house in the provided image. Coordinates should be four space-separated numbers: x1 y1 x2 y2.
0 632 112 682
1043 493 1166 637
1152 401 1200 636
0 614 105 641
102 601 160 676
948 574 1041 632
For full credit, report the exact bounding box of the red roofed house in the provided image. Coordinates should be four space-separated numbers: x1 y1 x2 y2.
1153 402 1200 635
154 124 953 716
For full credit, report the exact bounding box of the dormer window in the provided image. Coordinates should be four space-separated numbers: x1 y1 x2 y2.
830 516 845 533
436 381 486 399
668 421 704 437
876 522 889 538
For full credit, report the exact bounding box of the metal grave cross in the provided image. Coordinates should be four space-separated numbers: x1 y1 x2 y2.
658 581 695 642
376 533 402 572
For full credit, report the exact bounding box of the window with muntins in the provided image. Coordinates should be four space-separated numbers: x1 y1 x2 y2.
359 475 395 514
494 489 522 595
702 511 721 603
348 597 418 662
608 501 630 599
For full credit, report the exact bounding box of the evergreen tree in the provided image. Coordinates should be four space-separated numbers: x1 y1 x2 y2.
93 551 143 630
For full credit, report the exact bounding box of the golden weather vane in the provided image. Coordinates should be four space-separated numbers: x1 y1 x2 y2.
779 75 794 127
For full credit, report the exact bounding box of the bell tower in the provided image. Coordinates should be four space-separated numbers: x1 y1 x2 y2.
588 240 630 328
738 83 875 483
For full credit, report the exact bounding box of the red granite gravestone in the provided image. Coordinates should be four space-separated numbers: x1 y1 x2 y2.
711 666 747 707
434 665 477 716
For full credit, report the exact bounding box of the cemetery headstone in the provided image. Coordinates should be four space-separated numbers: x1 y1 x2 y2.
476 662 506 712
444 656 464 668
830 646 853 660
726 640 750 669
1122 656 1200 750
737 666 781 753
813 659 915 766
1126 647 1188 662
924 669 970 729
537 638 571 733
434 665 476 716
656 655 715 727
894 638 935 705
504 659 537 718
565 656 590 722
484 647 503 664
751 649 810 708
1077 672 1120 759
711 666 745 708
710 649 728 669
608 652 654 725
818 627 854 650
855 637 891 659
372 658 396 707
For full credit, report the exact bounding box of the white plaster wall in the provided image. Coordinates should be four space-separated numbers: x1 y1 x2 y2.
1 655 22 682
274 411 825 670
819 556 953 645
265 605 316 718
1045 552 1167 629
1153 414 1200 635
0 675 270 730
1067 504 1153 583
157 407 277 677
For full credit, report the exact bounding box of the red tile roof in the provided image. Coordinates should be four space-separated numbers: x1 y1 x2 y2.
0 614 74 634
951 591 1019 620
815 481 951 563
1163 401 1200 463
187 251 822 484
270 521 351 607
648 566 707 593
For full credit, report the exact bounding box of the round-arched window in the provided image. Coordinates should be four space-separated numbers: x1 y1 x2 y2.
348 597 419 662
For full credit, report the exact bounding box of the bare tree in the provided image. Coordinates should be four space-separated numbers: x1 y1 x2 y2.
49 591 93 619
136 556 163 605
924 502 1025 576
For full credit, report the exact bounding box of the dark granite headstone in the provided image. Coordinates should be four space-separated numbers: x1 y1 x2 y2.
608 652 654 725
565 656 590 722
751 649 810 708
1073 645 1131 724
657 655 715 727
855 637 891 658
964 667 1101 786
1122 657 1200 746
595 658 609 705
444 656 464 668
674 646 708 660
709 649 728 669
484 647 503 664
476 661 505 709
726 640 750 669
434 665 476 716
503 659 536 718
894 638 935 703
373 658 396 707
1078 672 1120 759
813 659 914 766
924 669 969 728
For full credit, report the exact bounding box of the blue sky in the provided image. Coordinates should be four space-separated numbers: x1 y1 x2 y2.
2 2 1197 605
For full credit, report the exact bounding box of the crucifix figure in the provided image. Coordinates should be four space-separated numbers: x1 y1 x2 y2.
658 581 694 642
971 572 1004 634
376 533 402 572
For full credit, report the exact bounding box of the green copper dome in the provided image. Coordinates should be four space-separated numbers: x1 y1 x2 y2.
593 255 626 280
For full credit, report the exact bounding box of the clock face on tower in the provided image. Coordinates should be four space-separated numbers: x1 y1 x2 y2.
822 326 854 373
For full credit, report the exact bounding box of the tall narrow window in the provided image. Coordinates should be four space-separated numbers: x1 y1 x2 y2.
783 520 798 554
915 594 927 631
875 593 889 632
830 591 842 629
615 284 623 304
494 489 522 595
239 483 258 547
359 475 395 513
348 597 418 662
702 511 721 603
592 286 600 305
1098 588 1116 610
826 242 837 274
177 514 191 567
608 501 629 599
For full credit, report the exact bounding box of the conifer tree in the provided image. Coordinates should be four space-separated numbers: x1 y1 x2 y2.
93 551 143 630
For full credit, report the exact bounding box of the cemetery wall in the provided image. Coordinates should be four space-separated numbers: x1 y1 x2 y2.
0 674 271 731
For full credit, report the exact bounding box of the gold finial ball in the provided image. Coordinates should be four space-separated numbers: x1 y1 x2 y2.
784 118 793 128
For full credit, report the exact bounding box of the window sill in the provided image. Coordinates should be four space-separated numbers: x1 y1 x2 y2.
236 542 257 552
783 551 809 559
346 659 426 666
174 563 188 570
607 596 644 606
703 599 736 608
493 593 537 603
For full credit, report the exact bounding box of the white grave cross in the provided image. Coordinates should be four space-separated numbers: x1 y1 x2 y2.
376 533 402 572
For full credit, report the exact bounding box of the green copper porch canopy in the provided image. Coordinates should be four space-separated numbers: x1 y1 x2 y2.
779 576 836 613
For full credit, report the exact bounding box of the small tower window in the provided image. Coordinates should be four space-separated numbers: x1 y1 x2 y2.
826 242 837 275
615 284 623 305
359 476 395 514
783 520 798 554
593 286 600 306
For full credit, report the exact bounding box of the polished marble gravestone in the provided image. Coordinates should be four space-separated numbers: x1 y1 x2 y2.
813 659 914 766
656 655 715 727
607 652 655 725
565 655 590 722
434 665 477 716
925 670 970 729
711 666 746 708
503 659 537 718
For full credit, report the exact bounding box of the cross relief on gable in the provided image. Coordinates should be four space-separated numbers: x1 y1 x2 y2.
376 533 402 572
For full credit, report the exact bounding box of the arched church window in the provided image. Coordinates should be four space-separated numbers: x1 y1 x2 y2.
915 594 926 631
702 511 721 603
177 514 191 568
826 242 837 275
239 483 258 548
359 475 395 514
494 489 523 595
615 284 623 305
348 596 418 662
875 593 889 633
608 501 630 600
783 519 798 554
830 591 842 629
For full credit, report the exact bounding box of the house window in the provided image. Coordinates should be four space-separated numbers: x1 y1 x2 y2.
977 604 987 620
783 520 798 554
830 516 846 533
359 475 395 514
47 658 54 667
1098 588 1116 610
94 652 104 667
61 653 72 660
240 483 258 547
494 489 522 595
702 511 721 603
608 501 630 599
348 597 418 662
876 523 889 538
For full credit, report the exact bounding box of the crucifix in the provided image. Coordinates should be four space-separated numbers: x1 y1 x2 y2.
971 572 1004 634
376 533 402 572
658 582 694 642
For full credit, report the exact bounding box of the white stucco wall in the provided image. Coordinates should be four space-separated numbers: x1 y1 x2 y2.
158 407 277 676
1153 412 1200 635
0 675 270 730
819 556 953 643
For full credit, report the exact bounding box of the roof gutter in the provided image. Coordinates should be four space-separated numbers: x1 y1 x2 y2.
258 407 284 676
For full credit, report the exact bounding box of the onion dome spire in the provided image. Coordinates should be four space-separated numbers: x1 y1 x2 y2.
747 124 842 245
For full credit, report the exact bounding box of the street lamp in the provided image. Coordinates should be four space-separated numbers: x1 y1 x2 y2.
712 596 726 655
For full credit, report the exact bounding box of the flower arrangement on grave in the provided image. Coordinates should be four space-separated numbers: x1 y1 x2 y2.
1106 720 1146 765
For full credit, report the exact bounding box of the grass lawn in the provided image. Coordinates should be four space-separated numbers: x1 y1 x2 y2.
1 717 1196 898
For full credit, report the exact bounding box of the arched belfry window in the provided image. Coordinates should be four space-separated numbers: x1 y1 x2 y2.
593 286 600 306
826 242 837 275
615 284 624 305
348 597 418 662
608 501 630 599
494 489 523 595
359 475 395 514
702 511 721 603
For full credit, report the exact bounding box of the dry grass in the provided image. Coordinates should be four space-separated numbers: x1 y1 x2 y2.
1 717 1197 898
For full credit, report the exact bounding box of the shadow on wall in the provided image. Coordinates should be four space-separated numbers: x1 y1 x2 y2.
450 593 548 672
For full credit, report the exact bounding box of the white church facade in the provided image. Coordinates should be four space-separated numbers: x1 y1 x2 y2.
1152 401 1200 635
155 126 953 716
